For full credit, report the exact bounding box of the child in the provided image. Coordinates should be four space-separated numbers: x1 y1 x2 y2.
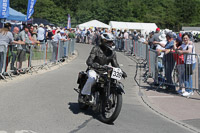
172 37 185 94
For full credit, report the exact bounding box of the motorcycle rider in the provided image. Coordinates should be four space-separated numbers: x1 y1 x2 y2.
81 33 127 101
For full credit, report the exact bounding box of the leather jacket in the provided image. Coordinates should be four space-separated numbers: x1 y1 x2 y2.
86 45 119 69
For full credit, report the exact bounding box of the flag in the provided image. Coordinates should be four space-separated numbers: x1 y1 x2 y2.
0 0 9 18
27 0 37 20
67 14 71 29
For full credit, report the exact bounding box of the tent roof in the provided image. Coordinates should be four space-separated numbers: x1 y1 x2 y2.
6 7 27 22
78 20 110 29
109 21 157 31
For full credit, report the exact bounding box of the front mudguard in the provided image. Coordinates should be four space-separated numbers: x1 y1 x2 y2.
114 82 125 94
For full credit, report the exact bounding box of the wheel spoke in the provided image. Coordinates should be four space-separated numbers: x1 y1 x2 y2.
103 93 117 118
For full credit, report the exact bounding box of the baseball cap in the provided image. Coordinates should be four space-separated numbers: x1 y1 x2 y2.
156 28 160 31
166 32 173 38
176 37 182 44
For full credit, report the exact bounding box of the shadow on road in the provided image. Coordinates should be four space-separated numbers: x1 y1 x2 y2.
68 102 97 117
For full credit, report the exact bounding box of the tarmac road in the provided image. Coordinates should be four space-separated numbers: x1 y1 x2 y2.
0 43 195 133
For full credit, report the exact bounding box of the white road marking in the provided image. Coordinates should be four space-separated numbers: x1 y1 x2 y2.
119 64 123 67
148 96 174 98
0 131 7 133
15 130 37 133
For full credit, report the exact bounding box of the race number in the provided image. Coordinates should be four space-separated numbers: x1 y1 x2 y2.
111 68 123 80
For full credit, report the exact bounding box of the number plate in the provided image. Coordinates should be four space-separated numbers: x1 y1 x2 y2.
111 68 123 80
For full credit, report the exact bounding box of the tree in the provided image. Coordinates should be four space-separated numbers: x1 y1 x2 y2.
9 0 200 29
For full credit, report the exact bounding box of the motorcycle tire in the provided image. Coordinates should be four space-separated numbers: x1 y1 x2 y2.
99 92 122 124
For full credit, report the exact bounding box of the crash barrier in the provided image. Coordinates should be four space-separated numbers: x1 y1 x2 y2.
0 39 75 80
114 39 200 95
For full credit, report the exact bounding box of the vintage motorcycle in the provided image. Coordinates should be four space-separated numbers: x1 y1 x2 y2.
74 66 125 124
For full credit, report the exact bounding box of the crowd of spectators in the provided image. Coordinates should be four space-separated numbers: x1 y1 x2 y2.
144 28 196 97
0 23 197 97
0 23 76 78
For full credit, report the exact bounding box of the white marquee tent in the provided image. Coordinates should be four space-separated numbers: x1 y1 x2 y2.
109 21 157 34
78 20 111 29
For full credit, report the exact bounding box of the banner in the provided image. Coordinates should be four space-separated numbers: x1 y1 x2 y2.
0 0 9 18
27 0 37 20
67 14 71 29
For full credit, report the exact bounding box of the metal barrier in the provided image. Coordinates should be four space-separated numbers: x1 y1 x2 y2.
148 48 158 81
0 39 76 80
156 52 199 91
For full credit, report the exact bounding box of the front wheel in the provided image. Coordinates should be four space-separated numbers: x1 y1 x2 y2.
99 92 122 124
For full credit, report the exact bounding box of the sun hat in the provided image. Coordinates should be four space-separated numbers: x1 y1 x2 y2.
39 23 44 27
47 28 52 31
33 23 38 27
159 33 167 41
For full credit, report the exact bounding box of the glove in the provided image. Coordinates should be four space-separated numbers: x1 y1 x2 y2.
122 71 127 78
91 63 100 69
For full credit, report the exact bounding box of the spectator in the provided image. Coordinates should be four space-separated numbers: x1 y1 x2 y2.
155 33 166 76
17 25 31 74
0 23 23 76
75 27 81 43
177 33 196 97
46 27 53 51
156 33 166 57
89 30 94 45
155 32 176 93
117 30 123 51
68 29 75 39
52 30 66 62
29 26 39 44
124 30 129 40
60 30 67 58
83 28 87 43
169 37 185 94
138 34 146 43
94 29 101 46
37 23 45 51
152 28 161 49
132 31 138 41
143 32 154 49
9 27 20 72
32 24 38 41
52 27 56 35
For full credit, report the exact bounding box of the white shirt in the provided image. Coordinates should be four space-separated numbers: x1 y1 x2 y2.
53 33 62 42
37 27 45 41
156 40 166 58
124 32 129 39
181 43 196 64
139 38 146 43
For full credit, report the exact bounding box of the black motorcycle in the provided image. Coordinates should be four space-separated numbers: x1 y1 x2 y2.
74 66 125 124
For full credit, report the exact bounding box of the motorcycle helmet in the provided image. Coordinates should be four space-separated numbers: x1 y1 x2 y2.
101 33 115 50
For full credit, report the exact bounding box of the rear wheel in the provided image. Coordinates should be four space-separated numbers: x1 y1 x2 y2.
99 92 122 124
